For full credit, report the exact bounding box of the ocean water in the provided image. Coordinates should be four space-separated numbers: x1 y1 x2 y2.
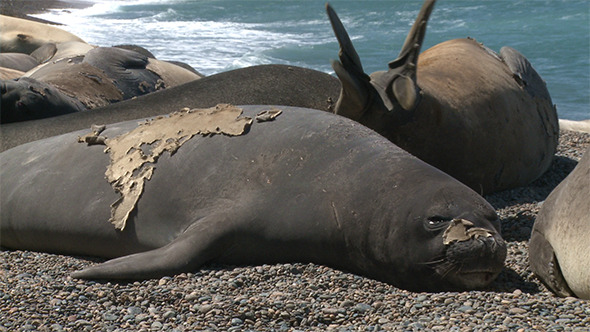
33 0 589 120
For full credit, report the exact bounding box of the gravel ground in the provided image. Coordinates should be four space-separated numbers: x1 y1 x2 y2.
1 130 589 332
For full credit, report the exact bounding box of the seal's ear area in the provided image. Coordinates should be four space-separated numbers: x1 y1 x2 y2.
326 3 374 120
371 0 436 112
529 230 575 298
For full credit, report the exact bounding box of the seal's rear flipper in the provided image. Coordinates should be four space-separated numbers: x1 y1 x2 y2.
529 229 575 297
72 216 227 280
326 3 375 121
370 0 436 112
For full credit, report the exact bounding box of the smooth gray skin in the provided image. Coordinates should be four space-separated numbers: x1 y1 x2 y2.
0 64 340 151
0 53 39 72
529 147 590 299
327 1 558 195
0 105 506 291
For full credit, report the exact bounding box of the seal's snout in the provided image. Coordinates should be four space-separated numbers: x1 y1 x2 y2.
438 218 507 289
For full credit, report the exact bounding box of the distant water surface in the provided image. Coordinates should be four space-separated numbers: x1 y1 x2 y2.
34 0 590 120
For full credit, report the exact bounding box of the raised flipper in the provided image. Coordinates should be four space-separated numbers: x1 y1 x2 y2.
326 3 375 121
72 213 234 280
529 229 575 297
370 0 436 112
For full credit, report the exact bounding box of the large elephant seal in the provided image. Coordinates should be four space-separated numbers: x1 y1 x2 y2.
0 14 86 54
1 47 202 123
0 65 339 151
326 1 558 195
529 146 590 299
0 104 506 291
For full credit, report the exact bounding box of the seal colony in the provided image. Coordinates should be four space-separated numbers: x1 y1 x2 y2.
0 104 506 292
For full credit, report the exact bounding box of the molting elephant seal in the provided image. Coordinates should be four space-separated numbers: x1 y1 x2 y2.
0 104 506 291
529 146 590 299
326 0 558 195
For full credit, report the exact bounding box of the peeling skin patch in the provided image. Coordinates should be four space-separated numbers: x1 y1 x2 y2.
256 108 282 122
80 104 254 230
77 124 107 146
443 219 494 245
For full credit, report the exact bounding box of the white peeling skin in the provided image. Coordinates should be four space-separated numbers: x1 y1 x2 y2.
78 104 255 230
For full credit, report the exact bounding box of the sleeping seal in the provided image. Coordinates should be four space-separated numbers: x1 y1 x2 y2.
326 1 558 194
0 14 86 54
529 146 590 299
0 104 506 291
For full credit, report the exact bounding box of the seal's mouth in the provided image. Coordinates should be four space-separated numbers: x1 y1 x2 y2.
431 218 507 289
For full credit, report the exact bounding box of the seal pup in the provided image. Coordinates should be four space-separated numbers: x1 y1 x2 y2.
529 146 590 299
326 1 558 195
0 64 339 151
0 104 506 291
0 14 86 54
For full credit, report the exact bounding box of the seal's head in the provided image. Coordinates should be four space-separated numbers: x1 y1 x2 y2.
359 168 507 292
395 183 506 291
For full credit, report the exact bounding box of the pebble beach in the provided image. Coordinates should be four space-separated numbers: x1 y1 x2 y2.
1 130 589 331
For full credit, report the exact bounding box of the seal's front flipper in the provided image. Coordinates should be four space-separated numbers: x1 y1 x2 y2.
72 214 231 280
326 3 375 121
529 229 575 297
371 0 436 112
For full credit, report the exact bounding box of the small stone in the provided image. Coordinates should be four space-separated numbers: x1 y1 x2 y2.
163 310 176 319
103 313 118 321
509 308 527 315
127 306 142 315
198 305 213 314
354 303 372 313
231 318 243 326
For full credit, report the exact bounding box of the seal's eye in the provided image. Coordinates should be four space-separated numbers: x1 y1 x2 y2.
426 216 452 230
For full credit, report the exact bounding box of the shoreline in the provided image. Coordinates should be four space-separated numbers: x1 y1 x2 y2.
0 0 92 24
